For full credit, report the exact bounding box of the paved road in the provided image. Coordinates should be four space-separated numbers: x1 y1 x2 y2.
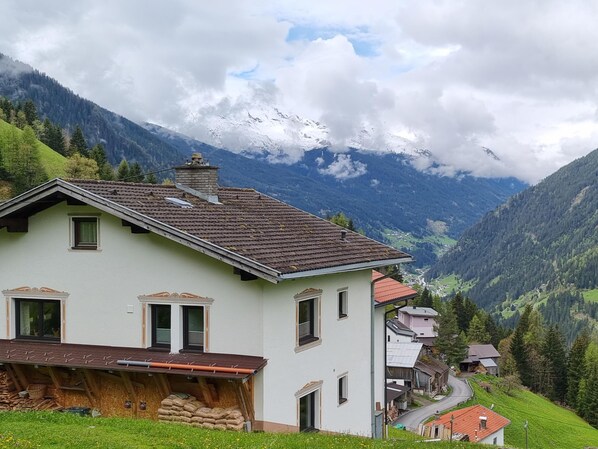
394 374 472 431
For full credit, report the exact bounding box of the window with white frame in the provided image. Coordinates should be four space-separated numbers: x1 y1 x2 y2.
338 374 348 405
71 216 99 250
140 292 212 353
338 289 348 319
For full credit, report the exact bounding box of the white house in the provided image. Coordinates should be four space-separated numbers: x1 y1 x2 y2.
0 154 411 436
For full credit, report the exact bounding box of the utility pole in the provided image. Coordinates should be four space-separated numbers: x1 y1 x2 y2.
524 420 528 449
450 414 454 442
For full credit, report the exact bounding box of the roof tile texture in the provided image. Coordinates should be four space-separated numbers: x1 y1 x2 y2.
425 404 510 442
68 180 410 274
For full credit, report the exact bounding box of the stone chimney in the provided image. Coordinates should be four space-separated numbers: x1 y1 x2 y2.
175 153 219 204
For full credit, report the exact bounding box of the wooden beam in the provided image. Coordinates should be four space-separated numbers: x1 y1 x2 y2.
10 364 29 390
197 377 215 407
240 380 255 422
47 366 62 390
4 364 24 391
119 371 138 417
0 218 28 232
121 220 150 234
235 382 250 423
97 371 143 388
153 373 170 399
81 370 99 406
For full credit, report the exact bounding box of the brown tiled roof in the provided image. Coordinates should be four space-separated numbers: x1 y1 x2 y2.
0 339 266 380
372 270 417 305
2 179 409 280
424 404 510 442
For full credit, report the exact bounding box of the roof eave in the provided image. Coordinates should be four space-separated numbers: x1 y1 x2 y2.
278 256 413 281
1 179 283 283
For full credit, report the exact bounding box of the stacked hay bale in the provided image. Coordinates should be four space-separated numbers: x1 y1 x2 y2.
158 394 245 431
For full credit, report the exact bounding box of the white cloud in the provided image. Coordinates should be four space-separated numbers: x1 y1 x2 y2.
317 154 367 180
1 0 598 183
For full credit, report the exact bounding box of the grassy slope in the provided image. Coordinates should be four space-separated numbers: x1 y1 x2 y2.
466 375 598 449
0 411 478 449
0 119 66 179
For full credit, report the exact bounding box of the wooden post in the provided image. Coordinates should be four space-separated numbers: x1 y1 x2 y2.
9 364 29 391
197 377 215 407
153 373 170 399
119 371 138 417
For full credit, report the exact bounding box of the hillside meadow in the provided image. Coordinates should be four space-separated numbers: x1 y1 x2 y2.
0 118 66 179
0 411 476 449
467 375 598 449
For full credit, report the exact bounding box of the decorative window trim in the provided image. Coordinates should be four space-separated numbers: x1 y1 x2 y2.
138 291 212 353
294 289 322 353
337 288 348 320
68 214 101 251
294 380 323 398
295 381 322 432
2 287 69 341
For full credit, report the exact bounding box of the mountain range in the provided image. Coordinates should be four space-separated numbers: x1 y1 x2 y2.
427 149 598 340
0 53 526 266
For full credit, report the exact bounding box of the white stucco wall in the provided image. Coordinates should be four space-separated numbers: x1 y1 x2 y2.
258 270 379 436
0 203 264 356
480 428 505 445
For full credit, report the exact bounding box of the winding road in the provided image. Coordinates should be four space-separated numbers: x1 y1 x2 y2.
394 374 473 431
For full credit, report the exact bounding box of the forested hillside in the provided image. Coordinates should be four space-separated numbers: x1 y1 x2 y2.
427 148 598 340
0 53 186 170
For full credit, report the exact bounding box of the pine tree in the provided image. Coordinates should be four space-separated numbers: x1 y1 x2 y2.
468 314 491 344
68 126 88 157
22 100 38 126
541 325 568 402
434 304 467 368
145 172 157 184
8 126 48 194
451 292 469 333
511 305 532 387
128 162 144 183
116 159 130 181
420 288 433 308
567 331 590 408
577 342 598 427
89 144 108 167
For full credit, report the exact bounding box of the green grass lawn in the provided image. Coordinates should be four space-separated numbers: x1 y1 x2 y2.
0 119 66 179
466 375 598 449
0 411 479 449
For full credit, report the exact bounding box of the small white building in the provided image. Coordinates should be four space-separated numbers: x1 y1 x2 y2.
0 154 412 435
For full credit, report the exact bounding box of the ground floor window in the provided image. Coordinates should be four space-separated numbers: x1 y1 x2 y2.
299 390 319 432
151 304 171 348
16 299 61 341
338 374 348 405
183 306 204 350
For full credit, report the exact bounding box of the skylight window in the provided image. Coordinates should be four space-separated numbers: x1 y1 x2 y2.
165 197 193 208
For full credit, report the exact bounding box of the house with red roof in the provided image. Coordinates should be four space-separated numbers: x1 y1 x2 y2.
422 404 510 445
0 153 412 436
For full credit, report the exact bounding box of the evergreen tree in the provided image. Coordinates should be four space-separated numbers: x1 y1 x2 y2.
567 331 590 409
68 126 88 157
64 154 99 180
22 100 38 126
116 159 130 181
435 304 467 368
128 162 144 183
485 315 502 348
99 162 115 181
577 342 598 427
541 325 568 403
328 212 356 231
452 292 469 333
498 334 518 376
468 313 491 344
44 122 66 156
419 288 433 308
89 144 108 167
511 305 532 387
145 172 157 184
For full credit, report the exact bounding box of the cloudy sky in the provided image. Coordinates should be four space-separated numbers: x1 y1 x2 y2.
2 0 598 183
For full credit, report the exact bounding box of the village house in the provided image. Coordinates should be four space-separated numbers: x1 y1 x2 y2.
396 305 438 346
460 344 501 376
0 154 412 435
422 404 510 445
386 342 449 396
